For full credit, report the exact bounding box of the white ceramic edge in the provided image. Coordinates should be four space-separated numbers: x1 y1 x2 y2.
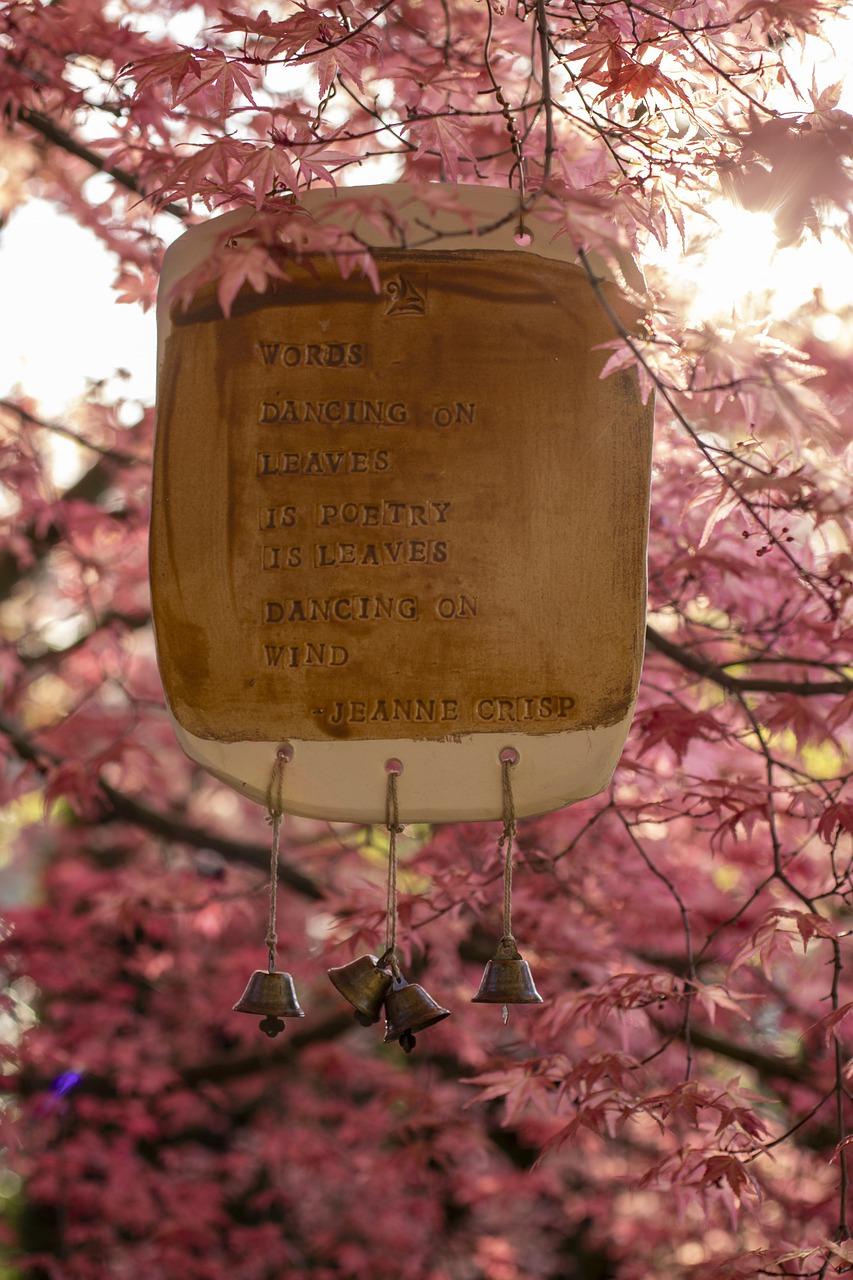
154 182 646 822
171 716 634 824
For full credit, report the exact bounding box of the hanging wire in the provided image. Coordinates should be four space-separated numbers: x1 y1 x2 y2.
499 748 518 945
264 744 292 973
496 749 520 1023
383 759 404 979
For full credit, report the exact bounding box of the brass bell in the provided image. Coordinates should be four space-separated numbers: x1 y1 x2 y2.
472 937 543 1007
327 953 393 1026
383 975 451 1053
233 969 305 1037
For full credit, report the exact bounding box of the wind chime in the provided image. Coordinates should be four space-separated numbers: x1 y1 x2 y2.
151 182 653 1049
233 746 542 1048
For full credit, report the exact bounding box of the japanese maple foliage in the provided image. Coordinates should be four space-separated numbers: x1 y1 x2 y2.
1 0 853 1275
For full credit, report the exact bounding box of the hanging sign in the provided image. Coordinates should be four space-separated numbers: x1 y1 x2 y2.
151 184 653 822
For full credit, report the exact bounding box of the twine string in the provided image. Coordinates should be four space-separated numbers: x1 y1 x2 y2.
499 754 518 944
384 768 403 980
264 747 289 973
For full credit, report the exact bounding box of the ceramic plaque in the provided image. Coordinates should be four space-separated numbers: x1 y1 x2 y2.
152 184 653 822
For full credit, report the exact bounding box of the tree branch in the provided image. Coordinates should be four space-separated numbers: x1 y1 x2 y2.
17 609 149 668
0 711 323 900
646 625 852 697
577 248 837 612
10 1011 352 1098
687 1024 811 1085
0 459 113 602
1 398 146 467
535 0 555 183
18 106 188 221
100 781 324 899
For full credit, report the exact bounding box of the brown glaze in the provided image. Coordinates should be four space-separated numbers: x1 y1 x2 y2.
151 250 653 744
